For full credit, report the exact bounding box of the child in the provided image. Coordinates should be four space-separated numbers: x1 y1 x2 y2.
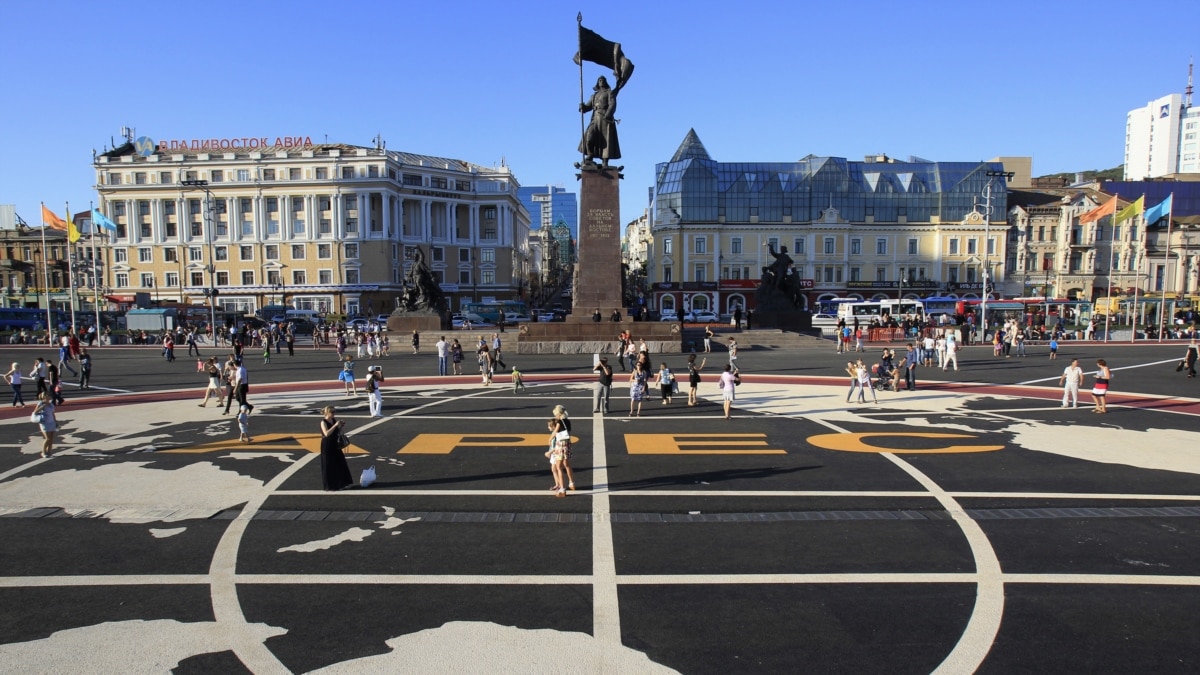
545 419 565 497
511 366 526 393
1048 337 1058 360
237 404 251 443
263 342 271 364
341 355 357 396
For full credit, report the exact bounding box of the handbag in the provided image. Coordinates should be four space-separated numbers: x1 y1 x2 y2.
555 429 571 442
30 410 43 424
337 431 351 449
1177 362 1185 372
359 465 377 488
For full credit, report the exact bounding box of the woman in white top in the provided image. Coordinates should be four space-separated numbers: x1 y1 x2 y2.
4 362 24 407
855 359 877 404
718 365 739 420
32 392 57 458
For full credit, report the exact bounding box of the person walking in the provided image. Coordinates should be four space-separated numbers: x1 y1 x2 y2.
31 392 57 458
1059 358 1083 408
199 357 223 407
47 364 64 406
78 348 92 389
1048 336 1058 360
450 338 464 375
545 418 567 498
285 330 295 357
655 362 675 405
1091 359 1113 414
551 405 575 493
511 366 527 393
845 361 862 403
186 330 201 357
703 326 714 353
29 358 47 398
479 345 494 386
943 336 959 371
5 362 25 407
592 357 612 413
686 354 706 406
628 361 649 417
436 336 449 376
365 365 384 418
728 338 738 368
411 330 420 355
719 365 739 420
856 359 877 404
340 355 357 397
57 334 77 377
237 404 252 443
1181 339 1198 378
319 406 354 491
491 333 506 370
225 360 252 415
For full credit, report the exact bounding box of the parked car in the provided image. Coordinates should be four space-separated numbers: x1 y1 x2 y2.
503 312 531 323
451 313 494 329
375 314 391 324
346 318 371 332
659 310 679 322
536 311 557 322
684 310 719 323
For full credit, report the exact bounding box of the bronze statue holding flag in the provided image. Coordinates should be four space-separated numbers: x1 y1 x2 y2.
574 15 634 169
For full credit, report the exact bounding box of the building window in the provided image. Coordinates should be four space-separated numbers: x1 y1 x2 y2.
459 270 471 285
317 244 331 259
289 168 301 180
236 170 250 182
345 219 358 235
140 273 154 288
138 248 152 263
242 271 254 285
850 238 861 255
730 238 742 255
163 248 178 263
342 167 355 179
115 272 128 287
107 172 122 185
908 238 918 255
263 169 275 181
459 249 471 262
134 172 146 185
482 270 495 285
456 180 471 191
824 237 835 255
293 218 305 235
876 266 887 282
850 266 861 281
189 272 204 286
214 246 228 261
694 265 706 282
481 248 495 263
189 247 202 262
986 238 996 256
794 238 805 255
319 219 332 235
949 238 959 255
345 269 360 284
211 170 223 183
265 245 279 260
319 270 332 284
240 245 254 261
663 267 672 283
403 174 423 186
344 243 358 259
430 176 447 189
876 238 887 255
695 236 707 254
114 248 128 263
948 267 958 283
482 206 497 220
292 270 306 285
967 238 977 255
432 246 445 262
482 226 497 239
315 167 328 180
663 238 673 255
291 245 305 260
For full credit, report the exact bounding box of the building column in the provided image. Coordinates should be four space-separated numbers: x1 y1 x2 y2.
333 193 344 238
382 194 392 239
470 205 480 245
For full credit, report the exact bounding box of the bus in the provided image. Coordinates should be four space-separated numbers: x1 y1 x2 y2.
956 298 1092 329
837 299 924 323
0 308 70 333
920 296 960 319
461 300 529 324
816 297 859 315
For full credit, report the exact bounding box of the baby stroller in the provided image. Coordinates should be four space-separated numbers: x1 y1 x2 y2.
872 363 896 391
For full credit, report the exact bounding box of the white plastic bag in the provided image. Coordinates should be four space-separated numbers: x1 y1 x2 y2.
360 465 377 488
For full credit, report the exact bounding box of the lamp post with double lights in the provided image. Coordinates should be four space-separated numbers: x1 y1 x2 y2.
180 179 219 340
979 170 1014 337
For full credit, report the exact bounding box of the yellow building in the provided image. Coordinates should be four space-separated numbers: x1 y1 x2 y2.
92 135 530 317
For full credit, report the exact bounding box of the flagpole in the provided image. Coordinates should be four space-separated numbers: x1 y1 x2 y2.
1157 194 1176 342
90 202 101 338
66 201 78 335
577 12 585 167
38 202 53 345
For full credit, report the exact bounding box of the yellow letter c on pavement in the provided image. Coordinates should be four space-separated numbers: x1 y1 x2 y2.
808 432 1003 454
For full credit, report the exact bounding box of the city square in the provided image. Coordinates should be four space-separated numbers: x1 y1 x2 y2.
0 339 1197 673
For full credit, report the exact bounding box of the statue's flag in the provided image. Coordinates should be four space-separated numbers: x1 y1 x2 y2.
1144 194 1173 225
1079 196 1117 223
41 204 67 231
91 209 118 232
1113 195 1144 225
574 24 634 92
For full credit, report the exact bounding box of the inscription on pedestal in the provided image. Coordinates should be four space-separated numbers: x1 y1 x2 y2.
572 170 623 322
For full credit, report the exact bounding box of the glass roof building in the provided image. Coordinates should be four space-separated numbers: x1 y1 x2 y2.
649 129 1011 315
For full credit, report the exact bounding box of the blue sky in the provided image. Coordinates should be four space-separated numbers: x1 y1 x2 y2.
3 0 1199 229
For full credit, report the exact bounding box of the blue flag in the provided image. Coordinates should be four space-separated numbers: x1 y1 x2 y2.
91 208 118 232
1144 194 1173 225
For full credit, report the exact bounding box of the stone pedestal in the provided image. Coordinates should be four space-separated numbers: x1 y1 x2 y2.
751 310 812 331
518 320 681 354
570 168 624 322
386 312 447 335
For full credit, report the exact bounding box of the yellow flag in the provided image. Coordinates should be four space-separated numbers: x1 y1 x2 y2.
67 214 81 243
1113 196 1144 225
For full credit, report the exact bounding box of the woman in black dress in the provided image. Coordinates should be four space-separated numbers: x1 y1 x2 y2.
319 406 354 491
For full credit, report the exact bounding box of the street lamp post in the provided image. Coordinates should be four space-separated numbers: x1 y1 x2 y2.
980 170 1014 338
181 179 218 341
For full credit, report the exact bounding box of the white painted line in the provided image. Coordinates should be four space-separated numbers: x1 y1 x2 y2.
1017 358 1181 385
591 408 622 646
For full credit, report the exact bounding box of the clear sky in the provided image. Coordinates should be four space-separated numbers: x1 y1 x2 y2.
3 0 1199 229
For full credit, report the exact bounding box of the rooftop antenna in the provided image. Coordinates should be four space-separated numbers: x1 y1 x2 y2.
119 126 135 143
1186 57 1194 108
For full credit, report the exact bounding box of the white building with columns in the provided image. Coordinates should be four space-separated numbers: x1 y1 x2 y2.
92 137 530 316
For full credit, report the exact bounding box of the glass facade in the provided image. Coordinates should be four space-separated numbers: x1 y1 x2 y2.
655 132 1006 226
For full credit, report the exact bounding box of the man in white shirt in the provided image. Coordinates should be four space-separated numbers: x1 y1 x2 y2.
226 362 252 415
943 336 958 371
436 336 449 376
1059 358 1083 408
